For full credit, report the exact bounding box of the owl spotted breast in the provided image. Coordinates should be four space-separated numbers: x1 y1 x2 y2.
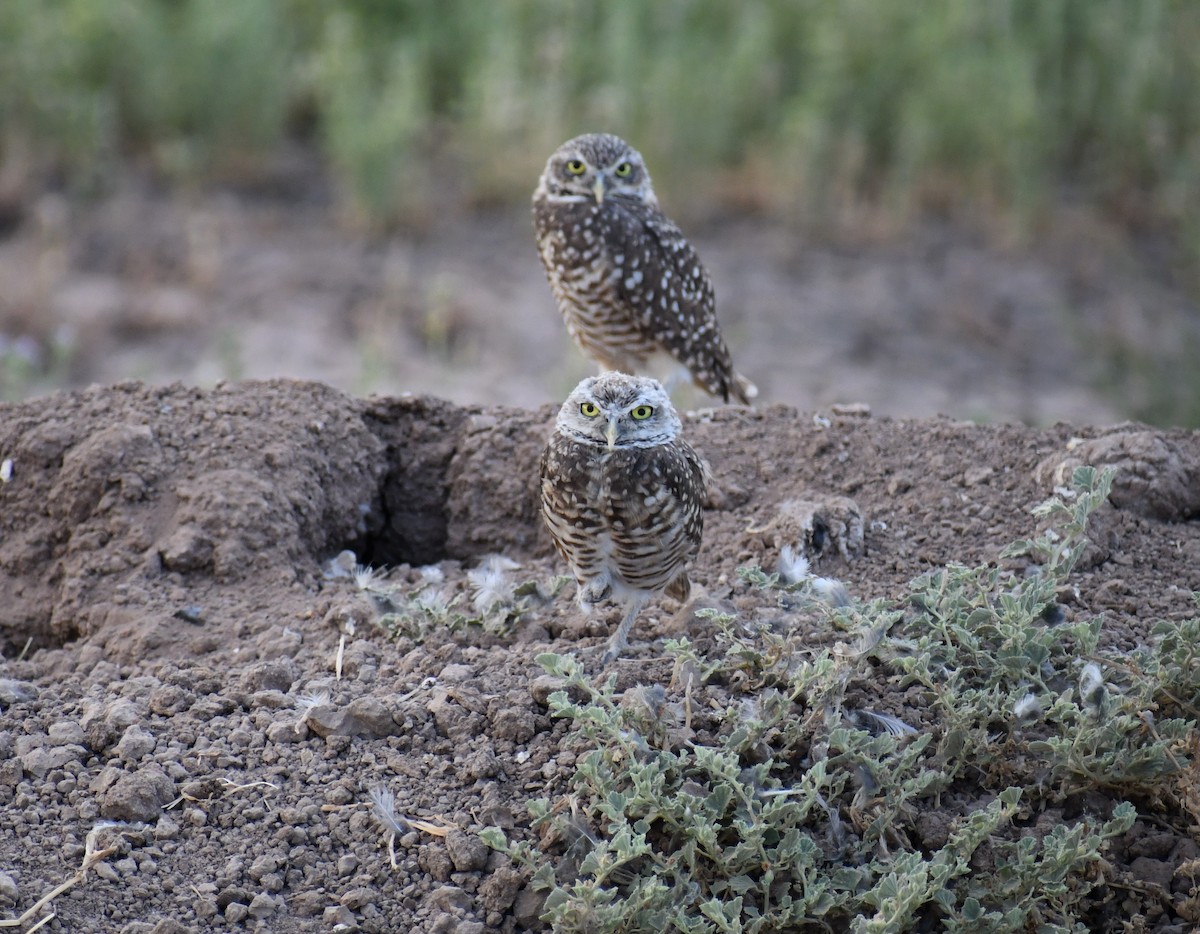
540 373 706 663
533 133 756 405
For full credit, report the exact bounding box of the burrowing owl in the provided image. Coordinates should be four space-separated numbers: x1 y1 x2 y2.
540 372 706 663
533 133 756 404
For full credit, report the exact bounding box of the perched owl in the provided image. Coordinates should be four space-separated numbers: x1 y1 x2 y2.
540 373 707 663
533 133 757 405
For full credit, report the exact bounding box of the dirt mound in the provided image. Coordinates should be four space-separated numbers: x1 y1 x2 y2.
1 380 1198 931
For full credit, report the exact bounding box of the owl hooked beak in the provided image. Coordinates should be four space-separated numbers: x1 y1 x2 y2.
592 176 606 205
606 414 619 448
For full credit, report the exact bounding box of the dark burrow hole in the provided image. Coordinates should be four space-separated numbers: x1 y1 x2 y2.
342 398 463 570
347 483 449 569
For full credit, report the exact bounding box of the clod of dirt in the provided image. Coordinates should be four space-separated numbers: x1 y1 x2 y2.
95 765 176 822
1035 427 1200 520
746 494 866 564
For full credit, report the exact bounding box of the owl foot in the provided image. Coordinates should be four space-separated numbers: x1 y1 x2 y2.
600 594 649 665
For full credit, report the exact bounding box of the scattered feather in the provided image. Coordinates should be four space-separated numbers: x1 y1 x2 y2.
368 786 410 836
1013 693 1041 722
778 543 810 584
811 576 851 607
467 554 520 615
1079 662 1106 712
352 564 380 591
293 691 330 731
856 709 918 736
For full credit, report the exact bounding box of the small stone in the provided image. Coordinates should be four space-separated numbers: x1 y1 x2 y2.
99 767 176 822
20 745 85 779
48 721 86 746
247 893 277 919
0 758 22 787
160 525 213 573
266 720 308 743
430 885 471 913
479 864 523 913
513 886 545 929
337 854 359 877
195 898 218 921
463 746 499 781
217 886 251 909
445 830 489 872
0 871 18 906
963 465 995 487
224 902 249 924
340 887 376 911
345 696 398 737
529 675 565 706
149 919 189 934
0 679 37 705
306 697 397 739
248 855 279 881
291 890 324 917
240 659 299 694
1129 856 1174 890
419 844 453 882
116 725 157 762
439 664 474 683
323 906 356 928
154 816 180 840
249 689 290 709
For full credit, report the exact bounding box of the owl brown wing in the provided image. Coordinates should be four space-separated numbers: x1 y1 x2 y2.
609 203 743 402
540 434 594 563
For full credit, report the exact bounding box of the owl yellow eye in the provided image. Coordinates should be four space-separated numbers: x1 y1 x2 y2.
566 159 586 175
580 401 600 417
614 161 633 178
630 404 653 420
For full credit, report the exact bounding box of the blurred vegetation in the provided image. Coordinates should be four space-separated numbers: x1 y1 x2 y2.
2 0 1198 238
1 0 1199 421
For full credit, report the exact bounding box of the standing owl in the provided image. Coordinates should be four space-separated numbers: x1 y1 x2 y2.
540 372 706 663
533 133 757 405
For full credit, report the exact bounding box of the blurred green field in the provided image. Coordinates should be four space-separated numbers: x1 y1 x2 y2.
3 0 1199 237
2 0 1199 424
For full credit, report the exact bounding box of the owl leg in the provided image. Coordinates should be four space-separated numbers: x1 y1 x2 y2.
601 593 649 665
577 575 612 612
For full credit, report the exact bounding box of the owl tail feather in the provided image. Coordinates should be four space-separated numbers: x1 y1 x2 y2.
665 572 691 603
730 372 758 405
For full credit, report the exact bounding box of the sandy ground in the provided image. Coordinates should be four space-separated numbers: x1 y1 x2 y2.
0 378 1198 930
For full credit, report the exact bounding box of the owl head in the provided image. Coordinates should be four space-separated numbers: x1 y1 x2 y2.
555 373 680 449
536 133 657 207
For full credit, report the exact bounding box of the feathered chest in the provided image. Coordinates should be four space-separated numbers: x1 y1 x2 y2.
533 199 656 292
540 433 704 541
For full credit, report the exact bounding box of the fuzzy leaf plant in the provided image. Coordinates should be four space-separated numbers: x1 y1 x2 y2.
484 467 1190 932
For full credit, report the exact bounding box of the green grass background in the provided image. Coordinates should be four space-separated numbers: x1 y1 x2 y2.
2 0 1199 420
